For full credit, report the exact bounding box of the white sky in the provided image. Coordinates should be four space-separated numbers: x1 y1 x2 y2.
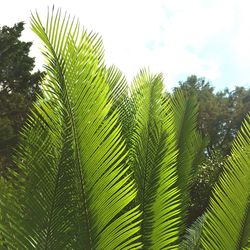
1 0 250 90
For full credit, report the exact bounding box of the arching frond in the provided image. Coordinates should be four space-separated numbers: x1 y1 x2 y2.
201 114 250 249
105 65 133 144
106 65 128 110
128 70 181 249
0 8 141 249
171 90 199 195
170 90 204 232
180 214 206 249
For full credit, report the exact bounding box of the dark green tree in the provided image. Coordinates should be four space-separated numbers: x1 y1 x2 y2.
218 86 250 152
0 22 43 174
174 75 250 224
175 75 250 155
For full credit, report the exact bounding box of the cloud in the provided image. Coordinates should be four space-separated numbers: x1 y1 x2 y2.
1 0 250 90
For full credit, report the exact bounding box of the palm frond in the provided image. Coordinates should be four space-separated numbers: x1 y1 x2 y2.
106 65 128 110
105 66 133 144
128 70 181 248
170 90 203 232
180 214 206 249
201 114 250 249
170 90 199 194
0 8 141 249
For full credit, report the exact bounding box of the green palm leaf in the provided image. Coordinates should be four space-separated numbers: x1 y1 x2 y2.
105 65 133 145
180 214 206 249
0 8 141 249
171 90 199 195
128 70 181 249
201 114 250 249
170 90 205 231
106 65 128 111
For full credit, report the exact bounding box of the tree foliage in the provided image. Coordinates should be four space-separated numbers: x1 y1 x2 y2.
0 22 43 174
175 75 250 224
175 75 250 155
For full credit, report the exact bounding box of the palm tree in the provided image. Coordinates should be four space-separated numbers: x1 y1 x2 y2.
0 8 250 249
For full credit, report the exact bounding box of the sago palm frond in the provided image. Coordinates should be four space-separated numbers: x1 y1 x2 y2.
170 90 199 194
0 8 141 249
106 65 128 112
128 70 181 249
201 114 250 249
106 66 133 146
170 90 204 230
180 214 206 249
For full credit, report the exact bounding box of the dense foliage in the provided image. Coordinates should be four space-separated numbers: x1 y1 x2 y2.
176 75 250 155
176 76 250 223
0 22 43 174
0 9 250 249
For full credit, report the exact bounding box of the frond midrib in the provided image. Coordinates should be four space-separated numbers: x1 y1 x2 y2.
32 16 94 248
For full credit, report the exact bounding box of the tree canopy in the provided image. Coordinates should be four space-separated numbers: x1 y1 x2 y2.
175 75 250 155
0 22 43 174
175 75 250 224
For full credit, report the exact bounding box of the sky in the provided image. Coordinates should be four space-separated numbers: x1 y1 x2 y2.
1 0 250 91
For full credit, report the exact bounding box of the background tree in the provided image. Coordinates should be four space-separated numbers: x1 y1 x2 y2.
0 22 43 174
175 75 250 155
174 75 250 224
